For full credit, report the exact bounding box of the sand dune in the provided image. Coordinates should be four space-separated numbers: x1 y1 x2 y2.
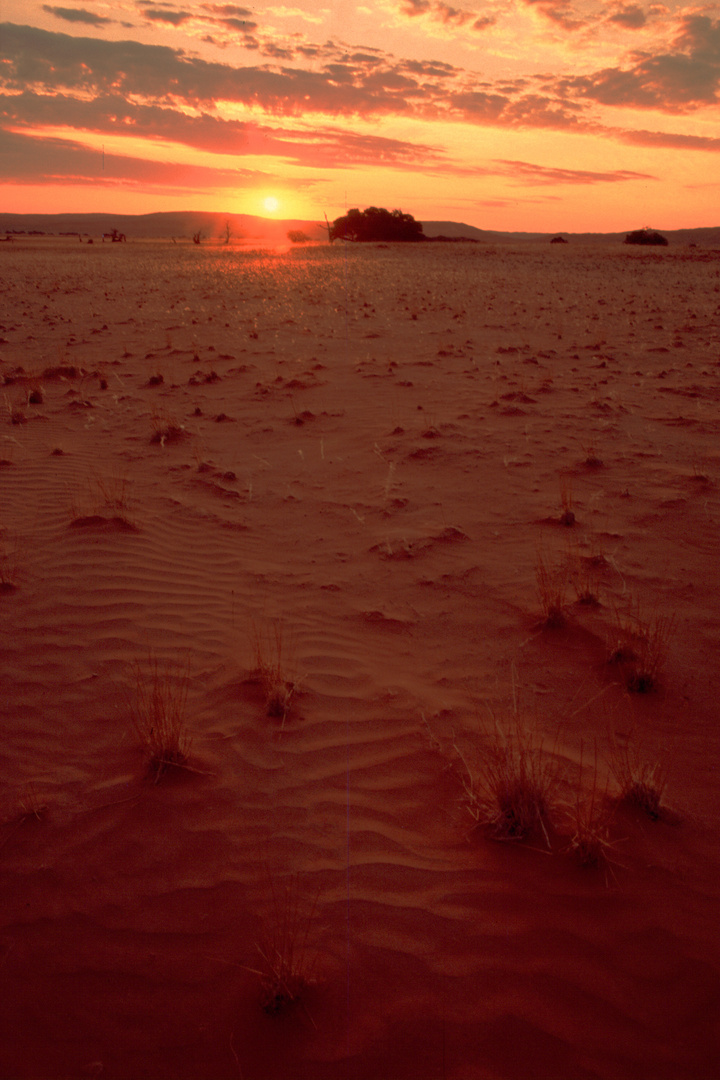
1 237 719 1079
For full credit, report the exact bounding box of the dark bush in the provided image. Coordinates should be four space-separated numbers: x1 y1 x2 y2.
624 228 668 246
329 207 424 243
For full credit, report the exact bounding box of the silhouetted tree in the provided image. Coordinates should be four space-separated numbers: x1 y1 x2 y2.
329 207 424 243
550 235 568 244
624 228 668 246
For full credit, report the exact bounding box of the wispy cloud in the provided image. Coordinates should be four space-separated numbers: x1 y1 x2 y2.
488 159 656 185
42 5 115 26
0 125 309 192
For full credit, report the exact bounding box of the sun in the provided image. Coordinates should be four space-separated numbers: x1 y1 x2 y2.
263 196 279 214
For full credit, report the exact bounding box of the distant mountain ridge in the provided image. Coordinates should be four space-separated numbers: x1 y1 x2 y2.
1 211 719 247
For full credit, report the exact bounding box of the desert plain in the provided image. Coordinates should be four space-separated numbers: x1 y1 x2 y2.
1 236 719 1080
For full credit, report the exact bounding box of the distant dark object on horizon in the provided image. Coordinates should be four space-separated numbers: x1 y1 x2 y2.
624 228 668 247
550 236 568 244
287 229 311 243
426 235 480 244
329 207 424 243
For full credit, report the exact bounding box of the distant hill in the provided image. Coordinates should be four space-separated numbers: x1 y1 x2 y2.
1 212 719 247
423 221 720 246
0 211 328 242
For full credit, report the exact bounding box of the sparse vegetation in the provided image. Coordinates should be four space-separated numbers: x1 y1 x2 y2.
251 621 297 721
248 873 319 1016
607 602 675 692
150 409 186 446
565 747 616 874
457 709 558 845
610 733 667 819
536 548 568 627
129 656 193 781
0 532 20 592
566 539 603 607
69 471 135 527
559 475 575 526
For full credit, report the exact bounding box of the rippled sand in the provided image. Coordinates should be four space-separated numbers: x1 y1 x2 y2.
1 238 719 1079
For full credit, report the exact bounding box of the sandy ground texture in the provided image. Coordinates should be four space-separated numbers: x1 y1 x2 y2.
1 237 720 1080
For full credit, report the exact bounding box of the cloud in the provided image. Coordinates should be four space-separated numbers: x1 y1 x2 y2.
41 5 114 26
142 9 195 27
0 89 458 173
560 15 720 110
0 125 280 191
607 5 647 30
136 2 258 36
2 12 719 169
397 0 477 29
615 128 720 152
490 159 657 185
521 0 588 33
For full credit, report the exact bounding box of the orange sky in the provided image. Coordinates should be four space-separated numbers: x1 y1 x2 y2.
2 1 720 230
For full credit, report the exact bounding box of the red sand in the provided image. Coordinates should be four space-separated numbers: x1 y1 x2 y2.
1 238 719 1080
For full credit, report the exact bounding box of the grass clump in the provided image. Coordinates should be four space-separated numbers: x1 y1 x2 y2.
458 709 558 846
130 656 193 781
559 474 575 526
610 733 667 819
251 622 297 722
564 747 617 876
535 548 567 628
607 602 675 692
0 532 21 592
248 874 319 1018
566 539 603 607
150 409 186 446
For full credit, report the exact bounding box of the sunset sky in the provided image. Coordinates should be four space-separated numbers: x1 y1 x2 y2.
1 1 719 230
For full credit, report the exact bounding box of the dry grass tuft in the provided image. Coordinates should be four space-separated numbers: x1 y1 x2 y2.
69 471 135 527
566 539 603 607
535 548 568 628
0 531 21 592
150 409 186 446
248 874 319 1017
457 709 558 845
559 474 575 526
610 733 667 819
130 656 193 781
251 622 297 722
565 747 617 875
94 471 132 513
607 601 675 692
